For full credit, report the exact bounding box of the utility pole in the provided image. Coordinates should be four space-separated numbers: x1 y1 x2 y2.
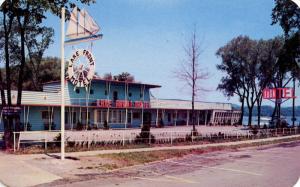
61 7 65 160
293 77 296 127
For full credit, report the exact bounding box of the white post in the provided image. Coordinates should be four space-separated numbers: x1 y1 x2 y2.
156 109 159 127
13 132 16 152
60 7 65 160
122 131 125 146
186 110 189 126
125 82 128 129
141 85 145 127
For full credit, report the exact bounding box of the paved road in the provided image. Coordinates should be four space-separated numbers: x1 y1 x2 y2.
52 141 300 187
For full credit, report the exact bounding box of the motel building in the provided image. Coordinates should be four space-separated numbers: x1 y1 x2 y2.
0 78 241 132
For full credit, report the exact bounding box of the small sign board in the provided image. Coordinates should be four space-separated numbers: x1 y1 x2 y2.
97 99 150 109
263 88 296 100
2 106 22 115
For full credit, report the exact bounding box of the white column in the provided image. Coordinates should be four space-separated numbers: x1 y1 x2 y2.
211 110 216 125
125 82 128 129
204 110 208 126
140 85 145 126
60 7 65 160
106 81 111 124
156 109 159 127
186 110 189 126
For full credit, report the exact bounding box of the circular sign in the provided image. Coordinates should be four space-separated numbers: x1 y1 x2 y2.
67 49 95 88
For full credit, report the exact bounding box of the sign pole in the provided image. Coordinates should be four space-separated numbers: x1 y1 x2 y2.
61 7 65 160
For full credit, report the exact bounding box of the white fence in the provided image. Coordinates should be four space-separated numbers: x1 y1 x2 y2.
13 127 300 152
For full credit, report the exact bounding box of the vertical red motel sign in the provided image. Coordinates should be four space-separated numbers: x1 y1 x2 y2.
263 88 296 100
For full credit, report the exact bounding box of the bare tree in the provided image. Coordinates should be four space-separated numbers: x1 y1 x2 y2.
175 29 209 133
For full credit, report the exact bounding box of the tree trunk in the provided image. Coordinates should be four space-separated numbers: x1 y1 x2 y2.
239 94 245 125
256 97 262 128
292 78 296 127
14 15 27 135
3 9 14 149
248 106 253 127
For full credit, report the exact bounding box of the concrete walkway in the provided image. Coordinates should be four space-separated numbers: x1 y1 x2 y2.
0 152 61 187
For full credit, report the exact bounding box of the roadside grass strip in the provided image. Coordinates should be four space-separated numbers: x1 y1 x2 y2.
96 138 300 172
166 160 262 176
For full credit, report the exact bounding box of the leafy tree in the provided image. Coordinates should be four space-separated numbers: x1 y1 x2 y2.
113 72 135 82
217 36 263 126
272 0 300 126
26 26 54 90
0 0 95 149
272 0 300 37
255 37 285 125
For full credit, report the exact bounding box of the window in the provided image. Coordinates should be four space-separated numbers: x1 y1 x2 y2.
97 110 108 123
65 111 76 124
113 91 118 101
81 112 91 124
109 110 125 123
133 112 140 119
90 89 94 94
76 89 80 94
168 113 171 122
128 92 132 97
42 111 49 119
127 111 132 123
41 111 54 125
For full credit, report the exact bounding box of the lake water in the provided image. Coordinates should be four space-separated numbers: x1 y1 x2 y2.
243 116 300 126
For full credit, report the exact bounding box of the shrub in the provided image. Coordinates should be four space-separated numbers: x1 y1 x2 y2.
92 124 98 130
103 120 109 130
43 122 55 131
135 124 155 144
76 121 84 130
87 124 92 131
53 134 61 147
157 118 164 128
185 129 199 141
249 126 259 135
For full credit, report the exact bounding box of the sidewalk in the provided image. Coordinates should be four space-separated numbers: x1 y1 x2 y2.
0 152 61 187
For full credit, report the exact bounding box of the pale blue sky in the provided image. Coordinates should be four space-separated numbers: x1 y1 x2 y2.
44 0 298 106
